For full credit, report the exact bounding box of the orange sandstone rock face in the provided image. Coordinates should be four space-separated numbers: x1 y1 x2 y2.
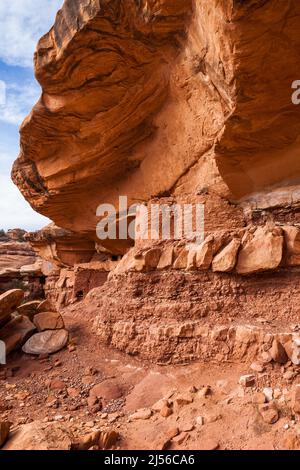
212 239 240 273
236 226 284 275
26 224 96 268
10 1 300 361
13 0 195 248
12 0 300 249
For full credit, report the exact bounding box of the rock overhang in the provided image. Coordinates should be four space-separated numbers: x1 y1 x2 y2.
11 0 300 253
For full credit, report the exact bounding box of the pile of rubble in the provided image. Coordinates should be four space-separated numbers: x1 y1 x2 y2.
0 289 69 358
124 377 300 450
113 223 300 276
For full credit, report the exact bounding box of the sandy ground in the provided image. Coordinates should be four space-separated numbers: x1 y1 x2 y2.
1 304 300 451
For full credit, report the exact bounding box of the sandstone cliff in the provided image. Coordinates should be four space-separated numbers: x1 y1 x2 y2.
11 0 300 362
13 0 300 248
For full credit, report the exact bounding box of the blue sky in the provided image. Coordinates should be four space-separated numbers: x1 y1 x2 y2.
0 0 63 231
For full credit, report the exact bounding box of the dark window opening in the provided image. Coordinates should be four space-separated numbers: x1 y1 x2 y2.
76 290 84 300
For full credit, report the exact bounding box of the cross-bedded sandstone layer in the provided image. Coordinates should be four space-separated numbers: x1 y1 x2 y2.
13 0 194 248
7 2 292 249
12 0 300 248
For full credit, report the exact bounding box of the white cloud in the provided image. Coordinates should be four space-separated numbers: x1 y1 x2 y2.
0 80 40 126
0 0 63 68
0 174 50 232
0 0 61 231
0 148 50 231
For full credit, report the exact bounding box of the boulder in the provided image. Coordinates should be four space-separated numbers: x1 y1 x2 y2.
250 362 264 373
130 257 146 272
186 238 215 270
17 300 40 320
90 379 124 402
0 289 24 325
263 387 273 403
195 438 220 451
0 316 35 355
270 339 288 364
252 392 266 404
144 248 162 270
160 404 173 417
284 337 300 365
37 299 56 313
258 403 279 424
173 248 188 270
129 408 152 421
33 312 64 332
50 379 66 391
157 246 174 270
239 375 255 388
152 398 169 413
3 421 73 450
113 251 145 274
282 225 300 265
173 392 194 408
236 226 283 274
22 329 69 355
292 385 300 414
195 236 214 270
212 239 240 273
186 249 197 270
212 232 232 256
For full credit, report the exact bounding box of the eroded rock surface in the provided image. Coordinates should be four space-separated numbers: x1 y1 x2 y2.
13 0 194 247
13 0 300 246
0 289 24 325
9 1 300 364
3 421 73 451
